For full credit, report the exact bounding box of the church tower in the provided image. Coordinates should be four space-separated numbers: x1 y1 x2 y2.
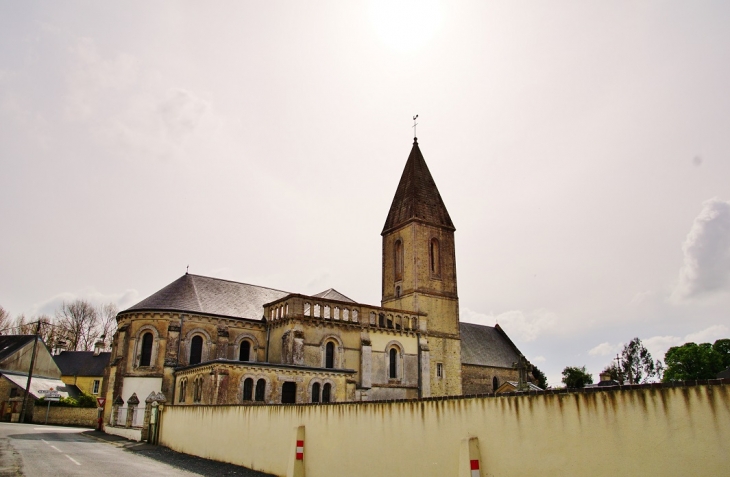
381 137 462 396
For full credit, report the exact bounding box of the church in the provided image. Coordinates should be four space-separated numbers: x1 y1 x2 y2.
103 137 533 418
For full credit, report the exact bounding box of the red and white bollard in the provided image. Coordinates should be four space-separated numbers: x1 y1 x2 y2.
296 439 304 461
459 437 483 477
470 458 481 477
287 426 305 477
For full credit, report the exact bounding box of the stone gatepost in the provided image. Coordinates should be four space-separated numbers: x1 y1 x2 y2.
142 392 167 443
111 395 124 426
125 393 139 428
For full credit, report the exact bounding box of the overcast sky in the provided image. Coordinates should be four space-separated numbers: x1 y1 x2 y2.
2 1 729 386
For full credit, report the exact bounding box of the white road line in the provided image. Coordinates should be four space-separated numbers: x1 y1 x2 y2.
50 445 62 452
65 455 81 465
33 427 79 431
41 439 48 444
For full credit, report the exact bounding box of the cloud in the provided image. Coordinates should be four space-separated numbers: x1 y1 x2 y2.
630 290 653 304
684 324 729 344
588 342 619 357
460 307 557 342
28 288 140 317
672 198 730 301
158 88 210 143
531 355 546 363
641 325 729 361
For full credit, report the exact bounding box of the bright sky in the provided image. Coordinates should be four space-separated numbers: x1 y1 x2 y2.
2 1 729 386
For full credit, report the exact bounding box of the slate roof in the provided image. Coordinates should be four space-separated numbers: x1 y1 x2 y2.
124 274 291 320
312 288 356 303
53 351 111 377
382 138 455 234
460 322 522 368
0 336 34 362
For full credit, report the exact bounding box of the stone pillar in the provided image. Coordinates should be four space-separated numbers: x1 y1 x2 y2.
217 327 230 359
360 332 372 390
419 337 431 398
165 322 182 367
125 393 139 428
111 395 124 426
293 330 305 366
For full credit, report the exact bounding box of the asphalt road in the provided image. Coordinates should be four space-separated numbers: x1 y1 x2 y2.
0 423 274 477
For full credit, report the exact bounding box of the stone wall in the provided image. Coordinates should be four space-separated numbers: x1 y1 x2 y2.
158 379 730 477
461 364 521 394
32 406 97 427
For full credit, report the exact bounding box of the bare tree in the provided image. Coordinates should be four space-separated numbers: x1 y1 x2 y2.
97 302 118 350
56 299 100 351
0 306 11 334
13 314 35 335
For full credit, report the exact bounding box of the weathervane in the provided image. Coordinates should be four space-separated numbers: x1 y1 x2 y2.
412 114 418 139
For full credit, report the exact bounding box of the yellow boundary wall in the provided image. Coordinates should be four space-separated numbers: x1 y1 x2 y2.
158 382 730 477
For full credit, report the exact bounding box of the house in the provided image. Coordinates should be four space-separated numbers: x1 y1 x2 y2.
0 335 72 422
54 347 111 397
103 137 534 436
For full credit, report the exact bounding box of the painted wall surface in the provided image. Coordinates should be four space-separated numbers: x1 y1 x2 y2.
61 375 102 396
121 376 162 404
158 383 730 477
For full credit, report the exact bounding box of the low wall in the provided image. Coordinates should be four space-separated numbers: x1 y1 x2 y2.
105 425 142 441
31 406 96 427
158 380 730 477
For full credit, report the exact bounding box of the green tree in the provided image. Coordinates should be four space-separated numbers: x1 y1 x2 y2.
712 339 730 369
619 337 662 384
561 366 593 389
663 341 726 381
531 365 548 389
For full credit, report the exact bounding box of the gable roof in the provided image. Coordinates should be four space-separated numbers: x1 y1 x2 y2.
0 336 34 362
496 381 544 393
53 351 111 377
382 138 455 235
312 288 356 303
460 322 522 368
124 274 291 320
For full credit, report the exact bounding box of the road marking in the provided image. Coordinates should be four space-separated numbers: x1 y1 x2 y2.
50 445 62 452
33 427 79 431
42 439 48 444
65 455 81 465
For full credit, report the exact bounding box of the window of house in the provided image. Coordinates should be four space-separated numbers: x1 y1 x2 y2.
430 238 441 277
255 379 266 402
92 379 100 394
281 382 296 404
243 378 254 401
389 348 398 379
239 340 251 362
322 383 331 403
395 239 403 281
9 388 17 398
190 335 203 365
493 376 499 391
311 382 320 403
140 332 153 367
436 363 443 379
325 342 335 369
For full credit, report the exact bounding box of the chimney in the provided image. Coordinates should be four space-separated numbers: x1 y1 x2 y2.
599 372 612 383
93 340 104 356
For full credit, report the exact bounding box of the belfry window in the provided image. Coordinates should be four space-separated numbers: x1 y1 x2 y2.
255 379 266 401
190 336 203 365
243 378 254 401
430 238 441 277
140 332 153 367
394 239 403 281
322 383 331 403
389 348 398 379
239 340 251 362
325 342 335 369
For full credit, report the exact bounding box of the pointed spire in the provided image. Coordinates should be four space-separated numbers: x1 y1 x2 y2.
382 138 455 235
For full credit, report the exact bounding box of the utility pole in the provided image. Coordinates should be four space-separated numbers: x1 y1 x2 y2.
20 321 41 423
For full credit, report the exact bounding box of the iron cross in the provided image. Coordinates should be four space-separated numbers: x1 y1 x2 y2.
412 115 418 138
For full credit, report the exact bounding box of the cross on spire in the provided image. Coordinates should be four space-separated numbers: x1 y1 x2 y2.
412 114 418 139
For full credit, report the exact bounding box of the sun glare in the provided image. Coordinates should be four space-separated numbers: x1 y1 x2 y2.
368 0 443 53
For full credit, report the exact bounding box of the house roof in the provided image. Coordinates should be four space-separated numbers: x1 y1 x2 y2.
53 351 111 377
124 274 291 319
2 372 74 399
460 322 522 368
0 335 34 362
496 381 543 393
312 288 356 303
382 138 455 234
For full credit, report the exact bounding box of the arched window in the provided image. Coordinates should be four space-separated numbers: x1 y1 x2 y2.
493 376 499 391
394 239 404 281
193 376 203 403
239 341 251 362
190 336 203 365
325 342 335 369
140 332 153 367
243 378 254 401
311 382 320 403
322 383 331 403
255 379 266 402
387 315 393 329
179 379 187 403
281 382 297 404
430 238 441 277
389 348 398 379
395 285 401 298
